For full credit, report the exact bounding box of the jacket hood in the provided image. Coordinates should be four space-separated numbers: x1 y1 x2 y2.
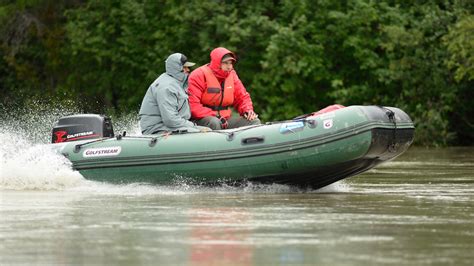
209 47 236 80
165 53 187 83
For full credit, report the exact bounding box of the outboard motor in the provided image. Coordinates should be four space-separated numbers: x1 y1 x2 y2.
52 114 114 143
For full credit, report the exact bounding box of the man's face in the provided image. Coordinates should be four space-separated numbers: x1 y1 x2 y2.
183 66 190 74
220 59 234 72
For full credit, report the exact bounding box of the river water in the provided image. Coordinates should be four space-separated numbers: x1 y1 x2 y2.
1 112 473 265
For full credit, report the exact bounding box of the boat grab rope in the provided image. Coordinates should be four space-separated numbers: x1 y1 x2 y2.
211 118 317 141
72 133 169 152
72 117 319 151
212 124 266 141
73 138 109 153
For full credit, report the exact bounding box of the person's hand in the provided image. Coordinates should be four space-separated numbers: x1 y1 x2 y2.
220 117 228 129
244 110 258 121
199 127 211 133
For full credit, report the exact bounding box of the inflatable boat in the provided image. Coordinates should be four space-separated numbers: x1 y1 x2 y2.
51 105 414 189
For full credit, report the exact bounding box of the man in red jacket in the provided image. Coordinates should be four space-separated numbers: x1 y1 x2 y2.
188 47 260 130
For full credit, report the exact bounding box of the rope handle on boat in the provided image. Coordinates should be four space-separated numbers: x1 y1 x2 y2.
73 133 162 152
74 131 128 152
73 138 109 153
73 116 317 152
216 117 318 141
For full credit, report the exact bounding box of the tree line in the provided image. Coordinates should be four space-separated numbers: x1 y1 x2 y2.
1 0 472 145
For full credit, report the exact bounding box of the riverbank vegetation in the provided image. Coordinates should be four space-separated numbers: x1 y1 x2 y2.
1 0 472 145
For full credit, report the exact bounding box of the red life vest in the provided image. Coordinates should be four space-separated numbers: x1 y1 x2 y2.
201 65 234 118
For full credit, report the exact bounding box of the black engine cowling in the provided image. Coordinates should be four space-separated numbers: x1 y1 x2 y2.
51 114 114 143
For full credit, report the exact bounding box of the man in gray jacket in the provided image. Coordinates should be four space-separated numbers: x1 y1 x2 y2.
139 53 208 134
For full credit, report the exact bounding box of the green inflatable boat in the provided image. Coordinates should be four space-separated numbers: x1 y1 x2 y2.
51 105 414 189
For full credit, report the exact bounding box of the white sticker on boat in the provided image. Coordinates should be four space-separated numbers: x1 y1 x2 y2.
280 121 305 134
323 119 333 129
83 146 122 158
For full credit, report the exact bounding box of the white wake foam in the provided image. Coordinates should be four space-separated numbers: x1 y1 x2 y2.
0 132 85 190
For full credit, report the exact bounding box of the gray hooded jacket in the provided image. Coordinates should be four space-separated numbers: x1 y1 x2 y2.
139 53 198 134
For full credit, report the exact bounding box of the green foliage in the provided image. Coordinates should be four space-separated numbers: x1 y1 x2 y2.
0 1 76 105
444 14 474 82
65 0 158 109
0 0 472 145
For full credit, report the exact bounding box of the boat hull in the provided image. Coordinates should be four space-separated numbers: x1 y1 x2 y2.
54 106 415 189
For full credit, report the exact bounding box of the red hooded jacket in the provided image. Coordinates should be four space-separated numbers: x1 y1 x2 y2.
188 47 254 119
